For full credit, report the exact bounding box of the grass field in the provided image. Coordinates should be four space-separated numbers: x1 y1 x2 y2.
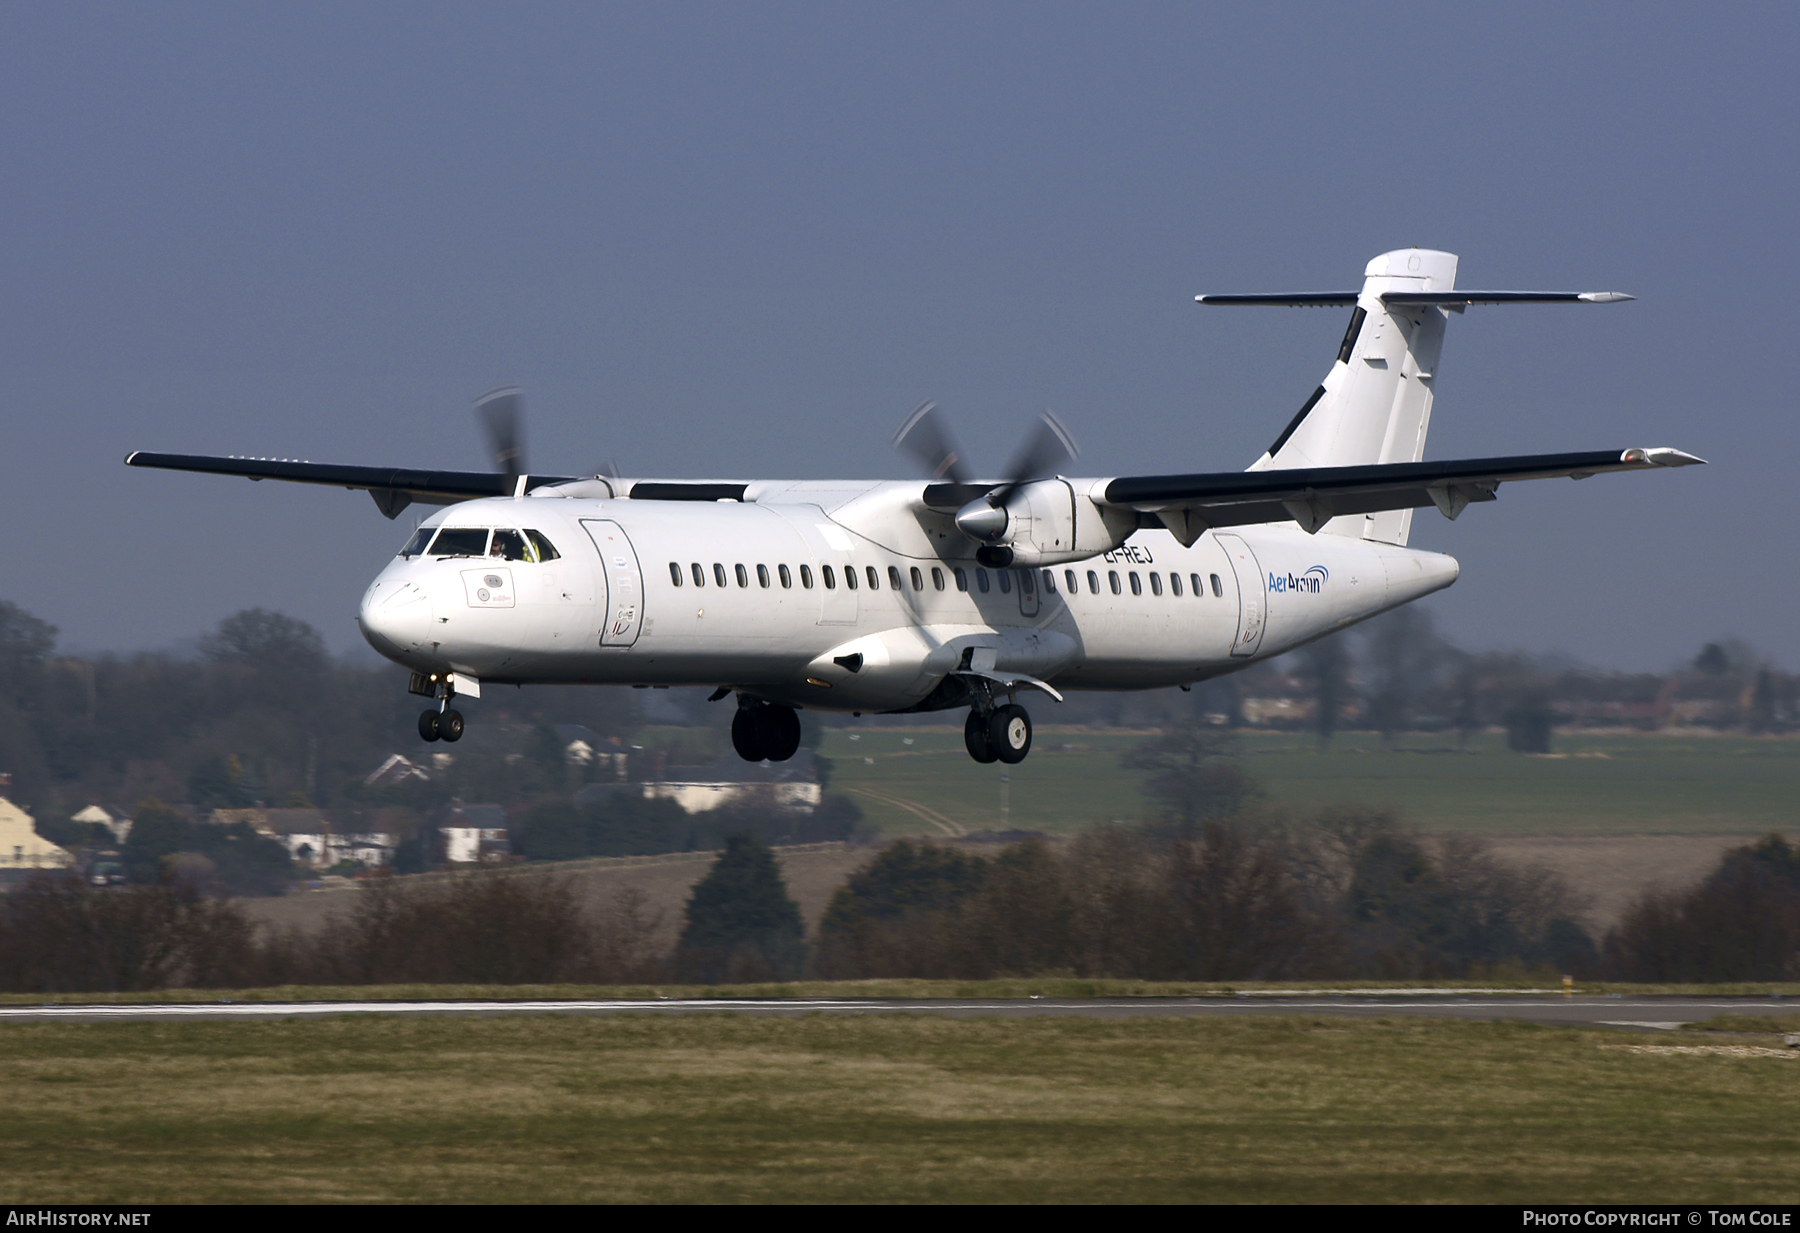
823 727 1800 838
5 1010 1799 1203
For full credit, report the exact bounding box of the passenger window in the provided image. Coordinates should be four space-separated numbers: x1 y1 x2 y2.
692 563 705 587
1042 570 1056 594
399 527 434 558
1150 573 1163 597
998 571 1011 594
1129 571 1142 596
713 564 728 588
867 565 881 590
779 564 792 588
976 568 990 593
1170 573 1183 597
890 566 905 591
845 566 858 591
524 530 561 561
1191 573 1203 597
428 527 490 557
1064 569 1077 593
1211 573 1224 597
954 568 968 592
800 564 813 588
822 565 836 589
757 564 770 588
1087 570 1099 594
931 567 944 591
910 566 923 591
669 562 683 586
1109 571 1122 595
735 564 749 588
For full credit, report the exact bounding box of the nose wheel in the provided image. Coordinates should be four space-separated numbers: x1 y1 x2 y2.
419 708 464 743
965 703 1031 764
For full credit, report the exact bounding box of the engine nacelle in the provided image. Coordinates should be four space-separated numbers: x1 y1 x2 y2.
961 479 1137 568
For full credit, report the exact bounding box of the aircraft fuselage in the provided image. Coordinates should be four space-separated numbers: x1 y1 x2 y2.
356 479 1458 714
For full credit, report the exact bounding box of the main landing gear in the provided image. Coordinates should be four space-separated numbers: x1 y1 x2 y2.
731 701 803 763
963 690 1033 765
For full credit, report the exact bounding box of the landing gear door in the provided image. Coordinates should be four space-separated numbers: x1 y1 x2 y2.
580 520 644 647
1215 533 1267 658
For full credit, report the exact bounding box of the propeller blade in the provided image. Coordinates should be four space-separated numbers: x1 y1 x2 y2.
473 386 526 483
892 401 973 484
992 410 1079 503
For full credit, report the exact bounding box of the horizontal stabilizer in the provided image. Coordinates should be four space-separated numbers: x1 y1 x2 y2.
1195 293 1359 307
1198 291 1632 307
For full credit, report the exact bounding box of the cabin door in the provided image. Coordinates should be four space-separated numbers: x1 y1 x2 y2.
580 519 645 647
1215 533 1267 658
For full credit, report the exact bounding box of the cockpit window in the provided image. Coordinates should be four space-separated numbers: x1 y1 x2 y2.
398 527 434 558
490 529 529 561
524 530 560 561
426 528 489 557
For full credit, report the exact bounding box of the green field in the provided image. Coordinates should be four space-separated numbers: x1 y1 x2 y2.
824 728 1800 838
5 1011 1799 1203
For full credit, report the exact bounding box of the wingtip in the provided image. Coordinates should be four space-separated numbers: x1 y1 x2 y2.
1578 292 1636 304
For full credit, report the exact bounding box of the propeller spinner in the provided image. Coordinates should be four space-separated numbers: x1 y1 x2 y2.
894 402 1079 564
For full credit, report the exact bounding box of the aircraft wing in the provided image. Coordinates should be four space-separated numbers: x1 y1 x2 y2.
124 451 583 518
1101 447 1704 539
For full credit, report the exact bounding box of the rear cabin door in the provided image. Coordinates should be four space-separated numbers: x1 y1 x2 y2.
1215 533 1267 658
580 519 645 647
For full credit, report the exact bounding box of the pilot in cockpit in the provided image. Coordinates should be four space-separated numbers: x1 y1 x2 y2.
490 529 528 562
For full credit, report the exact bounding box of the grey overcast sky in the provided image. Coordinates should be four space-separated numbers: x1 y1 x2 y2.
2 2 1792 671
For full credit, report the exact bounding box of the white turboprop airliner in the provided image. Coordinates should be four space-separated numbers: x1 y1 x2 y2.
128 250 1700 766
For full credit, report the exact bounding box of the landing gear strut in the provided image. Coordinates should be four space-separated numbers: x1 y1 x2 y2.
731 700 802 762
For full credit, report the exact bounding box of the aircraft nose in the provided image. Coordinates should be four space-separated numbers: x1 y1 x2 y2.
358 579 434 658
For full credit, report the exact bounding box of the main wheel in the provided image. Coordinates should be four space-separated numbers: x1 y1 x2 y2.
732 707 770 762
989 704 1032 764
763 706 802 762
964 709 998 763
419 709 442 742
439 709 465 743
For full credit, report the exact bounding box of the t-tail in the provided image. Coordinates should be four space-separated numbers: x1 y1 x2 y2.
1198 248 1633 545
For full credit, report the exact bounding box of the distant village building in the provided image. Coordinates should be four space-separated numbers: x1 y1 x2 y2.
71 804 130 844
363 753 432 789
437 802 510 864
208 806 401 870
0 798 74 880
579 751 822 815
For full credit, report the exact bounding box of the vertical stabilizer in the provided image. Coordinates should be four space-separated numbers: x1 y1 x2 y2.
1247 249 1457 544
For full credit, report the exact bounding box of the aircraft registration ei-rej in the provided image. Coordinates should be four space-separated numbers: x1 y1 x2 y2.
126 249 1701 767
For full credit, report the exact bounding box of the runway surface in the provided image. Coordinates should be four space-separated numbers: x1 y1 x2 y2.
0 995 1792 1029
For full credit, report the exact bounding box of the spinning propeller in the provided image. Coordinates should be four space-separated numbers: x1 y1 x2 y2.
893 401 1079 562
474 386 527 490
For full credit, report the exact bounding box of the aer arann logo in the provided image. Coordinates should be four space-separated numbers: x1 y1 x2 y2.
1268 565 1328 595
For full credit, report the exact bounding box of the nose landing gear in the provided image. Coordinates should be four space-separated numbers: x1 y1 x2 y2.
419 708 464 743
412 673 465 743
730 700 803 762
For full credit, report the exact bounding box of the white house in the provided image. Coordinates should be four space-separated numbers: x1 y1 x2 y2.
0 798 73 874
